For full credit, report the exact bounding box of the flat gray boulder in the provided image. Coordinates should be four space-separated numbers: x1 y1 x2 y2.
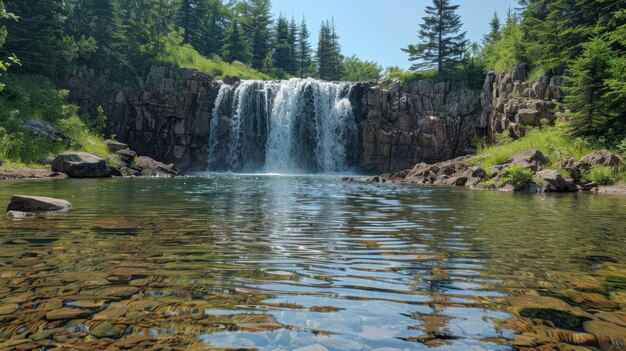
136 156 179 177
105 139 129 152
7 195 72 218
52 152 112 178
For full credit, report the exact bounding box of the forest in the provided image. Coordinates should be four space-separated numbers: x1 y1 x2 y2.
0 0 624 167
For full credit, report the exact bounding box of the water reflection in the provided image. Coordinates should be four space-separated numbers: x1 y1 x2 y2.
0 175 624 350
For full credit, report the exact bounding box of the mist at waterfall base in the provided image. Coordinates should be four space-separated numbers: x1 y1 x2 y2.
206 78 360 175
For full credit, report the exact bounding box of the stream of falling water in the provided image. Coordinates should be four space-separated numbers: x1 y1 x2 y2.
207 78 358 173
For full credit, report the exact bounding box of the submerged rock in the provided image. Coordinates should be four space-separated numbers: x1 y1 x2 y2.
45 308 89 321
52 152 112 178
583 320 626 351
89 322 122 339
7 195 72 214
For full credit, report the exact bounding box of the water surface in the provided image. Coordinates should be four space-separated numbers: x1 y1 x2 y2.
0 175 625 350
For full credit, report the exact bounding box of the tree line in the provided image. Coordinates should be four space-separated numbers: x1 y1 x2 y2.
0 0 384 82
403 0 625 147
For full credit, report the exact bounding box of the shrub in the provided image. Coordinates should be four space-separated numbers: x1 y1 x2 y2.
500 165 534 188
584 166 616 185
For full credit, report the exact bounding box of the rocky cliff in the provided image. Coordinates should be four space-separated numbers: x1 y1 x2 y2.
351 80 486 173
101 65 562 173
107 67 219 170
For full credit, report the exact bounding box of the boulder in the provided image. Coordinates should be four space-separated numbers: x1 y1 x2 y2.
105 139 129 152
7 195 72 213
22 119 73 144
52 152 112 178
536 170 575 192
116 149 137 164
501 150 551 172
581 150 624 169
135 156 179 177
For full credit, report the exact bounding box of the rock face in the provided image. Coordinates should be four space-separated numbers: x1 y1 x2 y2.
108 66 219 171
100 65 564 173
52 152 112 178
481 66 564 138
7 195 72 213
351 80 486 173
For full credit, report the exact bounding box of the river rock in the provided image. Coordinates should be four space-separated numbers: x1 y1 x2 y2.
536 170 576 192
135 156 179 177
580 150 624 169
583 320 626 351
22 119 73 144
45 308 88 321
7 195 72 213
501 150 551 172
0 303 19 316
52 152 112 178
105 139 129 152
89 322 121 339
505 295 595 330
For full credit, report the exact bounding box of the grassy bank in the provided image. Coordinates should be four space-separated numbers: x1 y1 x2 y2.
0 74 111 168
149 32 271 81
473 126 626 185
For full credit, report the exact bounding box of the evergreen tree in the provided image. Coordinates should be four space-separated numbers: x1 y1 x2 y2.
222 19 251 63
288 17 298 74
77 0 126 70
402 0 468 74
240 0 272 69
176 0 212 54
3 0 64 75
316 20 342 81
483 12 501 45
564 37 615 137
273 15 293 74
297 16 312 78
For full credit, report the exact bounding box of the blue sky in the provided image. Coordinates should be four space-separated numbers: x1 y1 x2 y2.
270 0 515 69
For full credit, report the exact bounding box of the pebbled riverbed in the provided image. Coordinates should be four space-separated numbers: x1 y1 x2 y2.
0 175 625 350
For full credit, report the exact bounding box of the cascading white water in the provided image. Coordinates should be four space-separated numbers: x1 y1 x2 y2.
207 78 358 174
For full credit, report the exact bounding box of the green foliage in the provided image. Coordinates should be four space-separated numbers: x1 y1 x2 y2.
474 126 597 171
0 74 111 165
564 37 616 138
273 15 294 74
500 165 534 188
296 17 312 78
402 0 468 74
238 0 272 69
583 166 617 186
154 31 270 80
3 0 64 76
222 19 252 64
341 55 382 82
481 16 526 73
316 20 343 81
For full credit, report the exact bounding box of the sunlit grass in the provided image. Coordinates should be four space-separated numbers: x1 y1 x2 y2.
473 126 597 171
153 42 271 81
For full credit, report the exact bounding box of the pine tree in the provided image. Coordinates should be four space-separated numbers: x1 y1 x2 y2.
565 37 615 137
222 19 251 63
483 12 501 45
240 0 272 69
81 0 126 70
3 0 64 75
402 0 468 74
297 16 312 78
288 17 298 74
0 0 18 88
272 15 293 74
316 20 342 81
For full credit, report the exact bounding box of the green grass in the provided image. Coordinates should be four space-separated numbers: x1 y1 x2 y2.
152 33 271 80
0 74 113 168
473 126 597 171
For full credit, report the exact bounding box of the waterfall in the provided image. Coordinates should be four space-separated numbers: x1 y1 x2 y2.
207 78 358 174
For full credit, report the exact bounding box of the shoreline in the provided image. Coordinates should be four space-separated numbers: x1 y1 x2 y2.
3 166 626 196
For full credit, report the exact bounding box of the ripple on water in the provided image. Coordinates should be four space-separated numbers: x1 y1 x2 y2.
0 176 625 350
